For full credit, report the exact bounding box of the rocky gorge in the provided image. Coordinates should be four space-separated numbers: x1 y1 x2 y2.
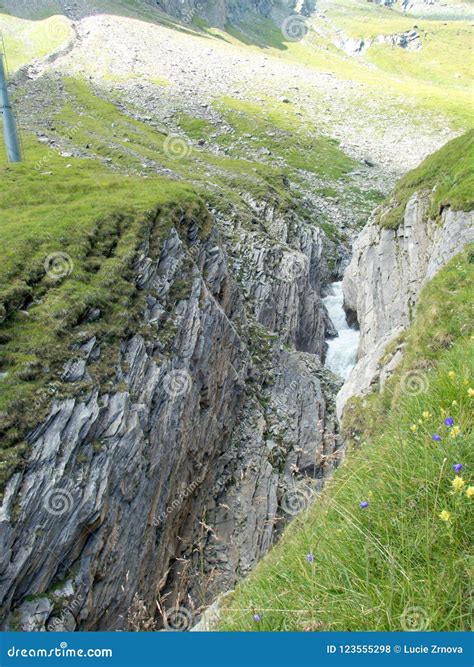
0 193 344 631
2 143 471 631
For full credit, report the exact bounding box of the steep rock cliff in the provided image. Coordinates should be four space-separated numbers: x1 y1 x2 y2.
337 195 473 417
0 200 340 631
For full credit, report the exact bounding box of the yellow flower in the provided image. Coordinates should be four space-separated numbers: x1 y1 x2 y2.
452 476 466 492
452 400 458 407
422 411 431 420
468 388 474 398
439 510 451 522
448 371 456 379
368 491 373 498
449 426 461 438
466 486 474 499
410 424 418 433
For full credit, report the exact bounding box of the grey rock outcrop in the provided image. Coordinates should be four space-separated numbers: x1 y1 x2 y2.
334 29 422 57
2 0 316 24
156 0 316 27
230 197 336 356
0 202 341 632
337 193 474 417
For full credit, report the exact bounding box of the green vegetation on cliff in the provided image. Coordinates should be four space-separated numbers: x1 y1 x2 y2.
0 127 205 494
0 74 360 496
219 247 474 631
378 130 474 229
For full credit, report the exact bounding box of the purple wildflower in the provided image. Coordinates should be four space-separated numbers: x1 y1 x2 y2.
432 434 442 441
453 463 463 473
253 614 261 622
444 417 454 427
359 501 369 509
306 553 314 563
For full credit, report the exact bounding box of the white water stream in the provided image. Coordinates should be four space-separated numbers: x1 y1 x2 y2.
322 281 359 380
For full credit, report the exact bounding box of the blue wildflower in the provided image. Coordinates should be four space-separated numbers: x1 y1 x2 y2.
432 434 442 441
453 463 463 473
444 417 454 427
253 614 261 622
306 553 314 563
359 501 369 509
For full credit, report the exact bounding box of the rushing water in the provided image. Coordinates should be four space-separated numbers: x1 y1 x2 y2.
322 281 359 379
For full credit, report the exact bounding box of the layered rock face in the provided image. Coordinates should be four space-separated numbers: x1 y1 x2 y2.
229 197 336 356
0 202 341 631
337 194 474 416
2 0 316 23
156 0 316 26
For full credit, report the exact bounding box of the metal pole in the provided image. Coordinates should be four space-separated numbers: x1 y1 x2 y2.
0 52 22 163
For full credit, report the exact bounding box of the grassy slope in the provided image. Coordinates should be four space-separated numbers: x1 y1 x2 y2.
214 96 356 180
0 128 202 492
219 0 473 129
321 0 474 127
0 14 72 71
2 0 472 129
378 129 474 229
0 67 360 495
55 78 357 198
219 246 474 631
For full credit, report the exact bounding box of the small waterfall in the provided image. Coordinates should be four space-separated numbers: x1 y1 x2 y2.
322 281 359 379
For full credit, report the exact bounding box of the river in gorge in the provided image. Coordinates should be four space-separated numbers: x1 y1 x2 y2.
322 281 359 380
